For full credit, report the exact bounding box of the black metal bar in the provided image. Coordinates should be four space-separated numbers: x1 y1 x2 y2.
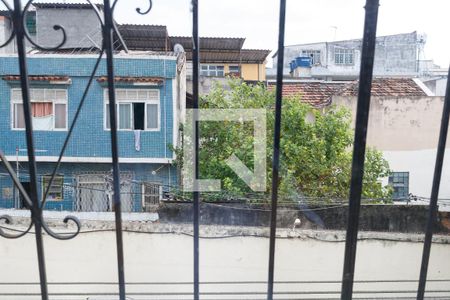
267 0 286 299
340 1 380 299
416 67 450 300
192 0 200 299
102 1 126 299
12 0 48 298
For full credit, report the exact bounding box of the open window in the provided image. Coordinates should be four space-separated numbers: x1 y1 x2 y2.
301 50 321 65
12 88 68 131
105 89 160 131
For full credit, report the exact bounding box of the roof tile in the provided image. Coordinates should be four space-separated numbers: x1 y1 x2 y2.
96 76 164 84
268 78 427 108
3 75 70 82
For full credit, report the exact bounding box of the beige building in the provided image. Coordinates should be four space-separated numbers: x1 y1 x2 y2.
270 78 450 204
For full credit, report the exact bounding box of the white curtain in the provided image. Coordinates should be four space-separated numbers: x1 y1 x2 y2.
119 104 131 129
146 103 158 129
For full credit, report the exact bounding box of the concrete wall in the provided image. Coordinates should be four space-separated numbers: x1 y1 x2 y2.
333 95 450 199
0 16 16 53
274 32 418 78
36 8 102 49
0 227 449 299
0 16 6 53
435 78 448 96
158 202 439 233
424 77 448 96
423 77 447 96
333 96 448 151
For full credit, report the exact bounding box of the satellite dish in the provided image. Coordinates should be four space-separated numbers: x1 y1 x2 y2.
173 43 185 54
417 33 427 44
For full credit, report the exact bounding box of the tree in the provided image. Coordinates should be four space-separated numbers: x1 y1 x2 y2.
177 80 391 202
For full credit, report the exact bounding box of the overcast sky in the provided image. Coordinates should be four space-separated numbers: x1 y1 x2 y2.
114 0 450 68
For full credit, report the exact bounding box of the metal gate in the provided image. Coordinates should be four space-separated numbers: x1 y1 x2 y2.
142 182 162 210
76 172 133 213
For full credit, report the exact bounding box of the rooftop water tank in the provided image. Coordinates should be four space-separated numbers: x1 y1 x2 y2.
295 56 311 68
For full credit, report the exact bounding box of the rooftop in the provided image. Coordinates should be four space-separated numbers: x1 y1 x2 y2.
272 31 417 58
117 24 270 63
268 78 428 107
32 2 103 9
337 78 428 97
268 81 345 107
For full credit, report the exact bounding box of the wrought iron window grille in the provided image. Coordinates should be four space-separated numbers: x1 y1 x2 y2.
0 1 448 300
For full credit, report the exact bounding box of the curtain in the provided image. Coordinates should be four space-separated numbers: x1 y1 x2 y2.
119 103 131 129
32 102 52 117
146 104 158 129
54 104 66 129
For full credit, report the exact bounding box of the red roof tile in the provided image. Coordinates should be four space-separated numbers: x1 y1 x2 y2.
337 78 427 97
268 81 345 107
3 75 70 82
96 76 164 84
268 78 427 108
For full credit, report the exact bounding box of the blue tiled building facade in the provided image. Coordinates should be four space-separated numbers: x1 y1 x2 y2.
0 53 184 212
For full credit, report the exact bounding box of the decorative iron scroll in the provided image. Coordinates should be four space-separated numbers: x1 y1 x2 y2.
0 1 152 299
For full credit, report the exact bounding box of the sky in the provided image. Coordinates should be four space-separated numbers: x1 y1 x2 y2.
114 0 450 68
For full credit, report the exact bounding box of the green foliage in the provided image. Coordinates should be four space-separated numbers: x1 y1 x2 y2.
176 79 392 201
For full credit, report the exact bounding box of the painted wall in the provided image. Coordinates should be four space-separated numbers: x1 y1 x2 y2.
383 149 450 200
273 32 418 78
0 16 16 54
36 8 102 49
186 61 266 82
240 63 266 81
333 95 450 199
0 230 449 299
0 54 178 161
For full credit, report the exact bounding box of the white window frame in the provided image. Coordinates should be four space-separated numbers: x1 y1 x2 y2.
141 182 163 209
334 47 355 65
301 50 321 65
228 65 240 73
10 88 68 131
104 88 161 132
42 174 64 201
200 64 225 77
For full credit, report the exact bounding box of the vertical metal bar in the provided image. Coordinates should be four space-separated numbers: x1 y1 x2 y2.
417 67 450 300
340 1 379 299
192 1 200 299
14 10 48 300
267 0 286 299
102 1 126 299
12 1 48 299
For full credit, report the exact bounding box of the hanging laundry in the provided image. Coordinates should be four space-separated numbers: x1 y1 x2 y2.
33 115 53 130
134 130 141 151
